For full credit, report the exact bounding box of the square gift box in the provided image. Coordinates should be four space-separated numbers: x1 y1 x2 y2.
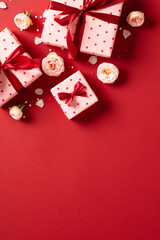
41 0 124 58
0 28 42 107
50 71 98 119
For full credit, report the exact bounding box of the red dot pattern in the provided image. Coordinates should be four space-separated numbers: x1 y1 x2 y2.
41 2 123 57
51 71 98 119
0 28 42 105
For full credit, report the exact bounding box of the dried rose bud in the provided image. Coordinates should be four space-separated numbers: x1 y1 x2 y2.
9 102 26 120
14 10 33 30
126 11 145 27
97 63 119 84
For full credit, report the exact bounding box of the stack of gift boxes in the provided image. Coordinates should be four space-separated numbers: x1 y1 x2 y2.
0 0 124 119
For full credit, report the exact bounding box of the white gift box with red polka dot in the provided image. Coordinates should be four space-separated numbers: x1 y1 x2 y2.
51 71 98 119
0 28 42 107
41 0 123 58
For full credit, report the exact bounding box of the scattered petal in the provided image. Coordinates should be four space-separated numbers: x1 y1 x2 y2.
35 88 43 95
123 29 131 39
34 37 42 45
119 27 122 30
0 2 7 9
88 56 98 65
36 99 44 108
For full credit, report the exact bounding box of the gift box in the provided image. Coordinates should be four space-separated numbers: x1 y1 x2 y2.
50 71 98 119
41 0 124 58
0 28 42 107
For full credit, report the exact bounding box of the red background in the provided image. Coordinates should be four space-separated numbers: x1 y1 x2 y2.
0 0 160 239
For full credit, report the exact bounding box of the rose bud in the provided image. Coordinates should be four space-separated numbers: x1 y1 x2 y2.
97 63 119 84
42 52 65 77
9 102 26 120
126 11 145 27
14 10 33 30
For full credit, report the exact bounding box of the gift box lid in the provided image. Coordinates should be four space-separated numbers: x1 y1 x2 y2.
51 71 98 119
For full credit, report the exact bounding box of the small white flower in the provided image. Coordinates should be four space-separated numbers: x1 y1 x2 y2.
97 63 119 84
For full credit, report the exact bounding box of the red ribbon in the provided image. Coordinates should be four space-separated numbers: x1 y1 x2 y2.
58 81 87 106
50 0 126 58
0 45 41 92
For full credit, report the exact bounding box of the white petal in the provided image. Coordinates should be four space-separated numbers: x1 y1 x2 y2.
34 37 42 45
36 99 44 108
35 88 43 95
123 30 131 39
88 56 98 65
0 2 7 8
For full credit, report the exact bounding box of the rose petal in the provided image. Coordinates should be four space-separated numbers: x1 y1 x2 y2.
0 2 7 8
35 88 43 95
36 99 44 108
88 56 98 65
123 30 131 39
34 37 42 45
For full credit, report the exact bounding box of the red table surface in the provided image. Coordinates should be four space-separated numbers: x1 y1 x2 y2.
0 0 160 239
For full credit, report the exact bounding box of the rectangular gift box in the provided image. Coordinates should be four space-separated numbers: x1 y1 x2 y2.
0 28 42 107
50 71 98 119
41 0 124 58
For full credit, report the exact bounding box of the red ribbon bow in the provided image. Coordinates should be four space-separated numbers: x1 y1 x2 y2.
50 0 125 58
0 46 41 92
58 81 87 106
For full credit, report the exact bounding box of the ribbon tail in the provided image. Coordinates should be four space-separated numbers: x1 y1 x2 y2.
66 22 79 59
65 96 73 107
4 69 24 93
6 45 25 63
73 13 86 53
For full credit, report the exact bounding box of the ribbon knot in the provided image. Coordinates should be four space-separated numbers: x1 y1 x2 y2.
50 0 125 58
58 81 87 107
0 45 41 92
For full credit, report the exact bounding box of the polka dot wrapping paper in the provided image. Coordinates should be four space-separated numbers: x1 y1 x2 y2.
41 0 124 58
50 71 98 119
0 28 42 107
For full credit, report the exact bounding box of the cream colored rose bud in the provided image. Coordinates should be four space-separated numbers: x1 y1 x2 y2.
97 63 119 84
9 106 23 120
14 12 33 30
42 52 65 77
126 11 145 27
